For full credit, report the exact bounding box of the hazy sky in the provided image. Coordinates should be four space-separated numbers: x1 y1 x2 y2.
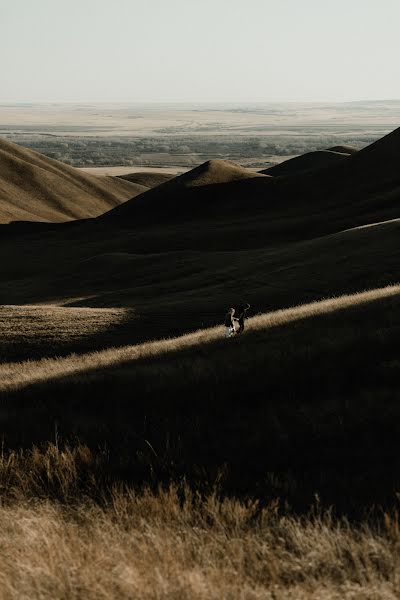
1 0 399 103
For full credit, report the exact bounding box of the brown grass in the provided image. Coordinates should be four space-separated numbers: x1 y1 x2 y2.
0 138 144 223
1 283 397 393
0 445 398 599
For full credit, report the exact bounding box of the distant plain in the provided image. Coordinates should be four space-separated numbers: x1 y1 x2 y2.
2 101 400 169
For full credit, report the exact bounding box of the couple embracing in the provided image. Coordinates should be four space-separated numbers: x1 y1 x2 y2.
224 303 250 337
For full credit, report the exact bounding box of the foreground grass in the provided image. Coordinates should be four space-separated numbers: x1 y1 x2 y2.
0 445 399 599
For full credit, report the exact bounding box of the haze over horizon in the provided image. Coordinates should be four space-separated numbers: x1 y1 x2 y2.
1 0 400 104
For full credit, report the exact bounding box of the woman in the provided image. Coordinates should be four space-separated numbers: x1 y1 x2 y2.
224 307 236 337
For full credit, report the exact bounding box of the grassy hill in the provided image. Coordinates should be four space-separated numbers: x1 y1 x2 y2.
117 171 174 187
0 138 145 222
0 284 399 510
260 149 350 177
0 127 399 512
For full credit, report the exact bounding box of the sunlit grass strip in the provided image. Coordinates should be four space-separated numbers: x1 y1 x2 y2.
0 283 398 392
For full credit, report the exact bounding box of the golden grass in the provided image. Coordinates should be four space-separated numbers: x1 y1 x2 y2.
0 444 398 599
1 283 398 393
0 305 126 340
0 138 143 223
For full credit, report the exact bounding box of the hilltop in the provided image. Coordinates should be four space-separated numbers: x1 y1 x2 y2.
260 149 350 177
171 159 266 187
0 138 144 223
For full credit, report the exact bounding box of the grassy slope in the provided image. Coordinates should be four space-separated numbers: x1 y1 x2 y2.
260 149 350 176
1 284 399 510
117 171 174 187
0 129 399 510
1 129 400 599
0 138 146 222
0 129 399 317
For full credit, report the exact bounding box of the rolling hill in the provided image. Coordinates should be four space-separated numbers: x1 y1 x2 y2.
98 127 400 247
0 128 399 317
1 283 399 510
260 149 350 177
0 124 399 513
117 171 174 188
0 138 145 223
327 144 359 154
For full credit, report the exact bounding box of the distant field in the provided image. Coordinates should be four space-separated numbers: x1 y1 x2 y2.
1 101 399 167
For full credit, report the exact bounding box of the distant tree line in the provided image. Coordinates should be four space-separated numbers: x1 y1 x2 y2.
1 132 376 167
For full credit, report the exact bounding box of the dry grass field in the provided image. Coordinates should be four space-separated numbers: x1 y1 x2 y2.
0 445 398 599
0 283 398 515
0 139 181 223
0 283 397 393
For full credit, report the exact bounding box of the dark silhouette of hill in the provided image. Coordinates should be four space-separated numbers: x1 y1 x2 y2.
287 126 400 214
327 144 358 154
101 159 271 221
260 150 349 177
172 159 267 187
97 127 400 242
0 127 399 342
0 138 145 223
117 172 174 188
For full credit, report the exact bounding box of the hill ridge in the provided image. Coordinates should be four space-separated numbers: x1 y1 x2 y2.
0 138 146 223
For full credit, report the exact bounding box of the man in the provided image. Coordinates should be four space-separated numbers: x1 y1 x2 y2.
224 307 236 337
234 303 250 334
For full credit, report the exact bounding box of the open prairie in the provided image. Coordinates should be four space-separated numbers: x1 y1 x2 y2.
0 115 399 598
2 101 400 169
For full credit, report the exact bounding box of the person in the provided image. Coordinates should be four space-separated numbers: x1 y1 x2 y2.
234 303 250 334
224 307 236 337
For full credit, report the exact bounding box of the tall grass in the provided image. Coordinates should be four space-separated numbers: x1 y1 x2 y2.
0 446 400 600
0 444 398 599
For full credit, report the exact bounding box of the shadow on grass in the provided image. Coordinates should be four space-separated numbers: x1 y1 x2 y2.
0 286 399 513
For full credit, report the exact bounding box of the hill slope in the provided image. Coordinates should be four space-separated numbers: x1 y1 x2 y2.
102 159 271 220
260 149 349 177
1 284 399 509
117 172 174 188
100 127 400 240
327 144 359 154
0 138 145 223
172 159 266 187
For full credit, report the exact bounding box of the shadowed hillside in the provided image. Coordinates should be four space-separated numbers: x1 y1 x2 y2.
117 171 174 188
0 127 399 513
327 144 359 154
99 128 400 236
172 159 267 187
0 285 399 511
0 138 145 223
260 149 350 177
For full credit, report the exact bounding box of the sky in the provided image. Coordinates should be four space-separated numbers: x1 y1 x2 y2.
1 0 399 103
